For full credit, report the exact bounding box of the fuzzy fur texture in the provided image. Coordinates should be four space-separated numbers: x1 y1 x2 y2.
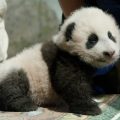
54 7 120 67
0 7 120 115
0 44 59 106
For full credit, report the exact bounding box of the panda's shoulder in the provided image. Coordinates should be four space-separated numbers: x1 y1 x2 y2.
41 41 58 67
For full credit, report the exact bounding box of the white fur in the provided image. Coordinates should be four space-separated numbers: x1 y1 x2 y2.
53 7 120 68
0 0 9 61
0 43 59 105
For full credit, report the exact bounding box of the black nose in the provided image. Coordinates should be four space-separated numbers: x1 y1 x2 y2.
103 51 115 58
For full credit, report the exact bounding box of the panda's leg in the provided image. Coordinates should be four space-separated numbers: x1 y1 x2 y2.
62 81 101 115
0 70 38 112
52 62 101 115
67 82 101 115
53 78 101 115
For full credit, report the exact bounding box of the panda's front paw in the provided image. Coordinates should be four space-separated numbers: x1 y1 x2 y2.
69 102 101 115
20 103 38 112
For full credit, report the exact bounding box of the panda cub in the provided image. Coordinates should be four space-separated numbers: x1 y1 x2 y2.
0 7 120 115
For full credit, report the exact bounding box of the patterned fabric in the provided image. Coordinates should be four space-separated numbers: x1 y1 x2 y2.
0 95 120 120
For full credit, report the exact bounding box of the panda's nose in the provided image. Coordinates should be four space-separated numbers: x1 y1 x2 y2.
103 51 115 58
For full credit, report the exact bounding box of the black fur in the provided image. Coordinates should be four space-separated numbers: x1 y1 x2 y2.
0 70 37 112
86 33 98 49
65 22 75 41
41 41 58 68
108 31 116 43
50 50 102 115
42 41 120 115
42 41 101 115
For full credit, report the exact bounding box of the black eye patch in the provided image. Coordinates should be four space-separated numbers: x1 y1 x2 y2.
86 33 98 49
65 22 75 41
108 31 116 43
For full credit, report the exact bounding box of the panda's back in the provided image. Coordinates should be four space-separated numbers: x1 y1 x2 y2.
0 42 59 105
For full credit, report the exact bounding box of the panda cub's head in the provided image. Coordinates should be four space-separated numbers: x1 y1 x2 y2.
53 7 120 68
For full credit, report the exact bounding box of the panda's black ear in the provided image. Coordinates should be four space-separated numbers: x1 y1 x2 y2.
64 22 75 41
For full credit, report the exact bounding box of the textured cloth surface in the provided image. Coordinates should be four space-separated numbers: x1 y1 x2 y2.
0 95 120 120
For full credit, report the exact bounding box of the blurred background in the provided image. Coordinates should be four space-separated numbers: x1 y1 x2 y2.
5 0 62 57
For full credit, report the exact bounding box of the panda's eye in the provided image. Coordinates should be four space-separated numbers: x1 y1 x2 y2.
86 33 98 49
108 31 116 43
